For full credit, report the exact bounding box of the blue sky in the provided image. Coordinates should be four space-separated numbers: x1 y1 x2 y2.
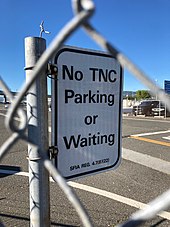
0 0 170 92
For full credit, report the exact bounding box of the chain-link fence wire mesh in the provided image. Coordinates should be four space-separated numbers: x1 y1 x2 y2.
0 0 170 226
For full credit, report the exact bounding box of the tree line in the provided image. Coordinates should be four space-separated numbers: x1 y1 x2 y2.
126 90 151 100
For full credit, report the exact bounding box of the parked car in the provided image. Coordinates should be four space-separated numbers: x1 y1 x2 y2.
133 100 159 116
151 102 170 117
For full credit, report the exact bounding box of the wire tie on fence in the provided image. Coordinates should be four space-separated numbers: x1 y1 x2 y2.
26 156 41 161
48 146 58 159
24 64 58 79
47 63 58 80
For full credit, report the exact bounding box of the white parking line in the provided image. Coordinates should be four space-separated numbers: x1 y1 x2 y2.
163 136 170 141
131 130 170 137
68 181 170 221
123 148 170 175
0 168 170 220
0 112 6 117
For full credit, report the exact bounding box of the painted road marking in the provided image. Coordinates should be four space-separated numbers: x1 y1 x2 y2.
131 130 170 137
0 167 170 221
130 136 170 147
122 148 170 175
163 136 170 141
0 112 6 117
130 130 170 147
68 182 170 221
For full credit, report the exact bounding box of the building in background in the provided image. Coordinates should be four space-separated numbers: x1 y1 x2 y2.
164 80 170 94
123 91 136 98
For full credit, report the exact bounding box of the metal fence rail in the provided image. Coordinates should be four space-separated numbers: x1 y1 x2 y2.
0 0 170 226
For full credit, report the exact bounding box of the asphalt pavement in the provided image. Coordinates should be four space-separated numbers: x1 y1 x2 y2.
0 110 170 227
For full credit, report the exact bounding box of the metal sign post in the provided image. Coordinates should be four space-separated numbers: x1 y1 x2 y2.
52 46 123 180
25 37 50 227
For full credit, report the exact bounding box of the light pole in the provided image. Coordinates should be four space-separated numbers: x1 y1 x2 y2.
155 79 158 100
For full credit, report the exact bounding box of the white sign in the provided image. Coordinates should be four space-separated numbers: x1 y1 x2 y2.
52 46 123 180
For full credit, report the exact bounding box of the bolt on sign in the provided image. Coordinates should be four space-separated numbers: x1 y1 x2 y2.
52 46 123 180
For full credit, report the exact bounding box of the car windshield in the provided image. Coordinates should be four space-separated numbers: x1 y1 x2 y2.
140 101 152 106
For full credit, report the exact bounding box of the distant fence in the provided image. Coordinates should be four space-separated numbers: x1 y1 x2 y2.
0 0 170 226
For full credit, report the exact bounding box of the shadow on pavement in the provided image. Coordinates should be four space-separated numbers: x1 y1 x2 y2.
0 213 79 227
0 165 21 178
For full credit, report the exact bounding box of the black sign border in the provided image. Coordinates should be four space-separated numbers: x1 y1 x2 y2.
53 46 123 180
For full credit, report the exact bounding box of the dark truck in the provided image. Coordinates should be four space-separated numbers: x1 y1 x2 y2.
133 100 159 116
133 100 170 117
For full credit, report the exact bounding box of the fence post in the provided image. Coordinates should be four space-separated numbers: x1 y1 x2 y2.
24 37 50 227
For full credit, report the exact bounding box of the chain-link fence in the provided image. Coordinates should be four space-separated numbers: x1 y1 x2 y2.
0 0 170 226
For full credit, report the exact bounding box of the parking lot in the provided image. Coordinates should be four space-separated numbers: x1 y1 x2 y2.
0 109 170 226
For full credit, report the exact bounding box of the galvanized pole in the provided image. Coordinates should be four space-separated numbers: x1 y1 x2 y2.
25 37 50 227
